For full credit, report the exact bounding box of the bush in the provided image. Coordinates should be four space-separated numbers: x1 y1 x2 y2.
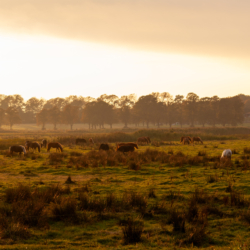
48 198 78 223
206 174 219 183
198 151 207 156
0 222 30 240
49 153 67 164
148 188 157 198
244 147 250 154
5 184 32 204
129 161 141 171
168 209 185 233
121 217 144 244
230 190 248 207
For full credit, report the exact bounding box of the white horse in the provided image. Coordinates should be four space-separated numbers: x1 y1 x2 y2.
9 145 27 155
221 149 232 160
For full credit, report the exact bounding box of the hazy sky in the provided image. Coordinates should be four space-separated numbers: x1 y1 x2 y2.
0 0 249 100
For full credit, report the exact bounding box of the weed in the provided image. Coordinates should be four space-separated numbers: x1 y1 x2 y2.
198 151 207 156
121 217 144 244
207 174 219 183
148 188 157 198
5 184 32 203
129 161 141 171
230 190 248 207
65 176 75 184
244 147 250 154
168 209 185 233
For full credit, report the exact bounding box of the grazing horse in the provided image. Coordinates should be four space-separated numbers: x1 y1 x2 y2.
99 143 109 151
221 149 232 160
47 142 63 152
180 136 192 143
26 142 41 152
89 138 94 144
76 138 86 145
116 145 135 153
182 138 190 145
116 143 138 150
137 137 149 144
41 139 47 148
192 137 203 144
9 145 26 155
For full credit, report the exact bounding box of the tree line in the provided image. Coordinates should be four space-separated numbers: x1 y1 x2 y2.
0 93 249 130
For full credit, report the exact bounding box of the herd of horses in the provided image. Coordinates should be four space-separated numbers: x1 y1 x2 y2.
8 135 232 160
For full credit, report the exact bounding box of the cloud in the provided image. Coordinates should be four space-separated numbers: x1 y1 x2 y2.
0 0 249 58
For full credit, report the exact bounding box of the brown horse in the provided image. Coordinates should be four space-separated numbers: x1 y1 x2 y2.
26 142 41 152
182 138 190 145
41 139 47 148
180 136 192 143
99 143 109 151
117 142 138 149
47 142 63 152
192 137 203 144
145 137 151 143
76 138 86 145
9 145 27 155
137 137 149 144
116 145 135 153
89 138 94 144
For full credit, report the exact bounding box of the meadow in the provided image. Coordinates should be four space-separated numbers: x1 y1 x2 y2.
0 127 250 249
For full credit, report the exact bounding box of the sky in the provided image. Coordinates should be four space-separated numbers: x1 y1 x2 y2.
0 0 250 100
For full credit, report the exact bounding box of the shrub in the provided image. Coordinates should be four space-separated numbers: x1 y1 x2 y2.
198 151 207 156
49 153 67 164
121 217 144 244
190 188 208 204
206 174 219 183
168 209 185 233
65 176 75 184
232 149 239 154
129 161 141 171
48 198 78 223
5 184 32 204
244 147 250 154
230 190 248 207
241 209 250 224
148 188 156 198
168 149 174 155
0 222 30 240
70 151 83 157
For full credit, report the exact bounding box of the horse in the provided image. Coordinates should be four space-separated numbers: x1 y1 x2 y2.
76 138 86 145
41 139 47 148
47 142 63 152
145 137 151 143
26 142 41 152
116 145 135 153
116 143 138 150
180 136 192 143
89 138 94 144
9 145 27 155
99 143 109 151
192 137 203 144
137 137 149 144
182 138 190 145
221 149 232 160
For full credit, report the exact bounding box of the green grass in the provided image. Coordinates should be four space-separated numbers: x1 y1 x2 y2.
0 131 250 249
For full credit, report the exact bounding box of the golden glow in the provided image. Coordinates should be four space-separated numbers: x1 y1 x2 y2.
1 33 249 100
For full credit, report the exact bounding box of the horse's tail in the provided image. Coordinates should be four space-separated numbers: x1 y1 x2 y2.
59 143 63 152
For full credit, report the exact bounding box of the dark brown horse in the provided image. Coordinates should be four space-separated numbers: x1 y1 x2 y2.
116 142 138 150
99 143 109 151
116 145 135 153
41 139 47 148
180 136 192 143
9 145 27 155
192 137 203 144
182 138 190 145
137 137 149 144
47 142 63 152
26 142 41 152
76 138 86 145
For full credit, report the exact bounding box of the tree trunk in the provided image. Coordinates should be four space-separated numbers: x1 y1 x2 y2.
146 122 149 128
110 124 112 129
70 124 73 130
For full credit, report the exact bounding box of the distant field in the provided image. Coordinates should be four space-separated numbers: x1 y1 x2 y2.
0 130 250 249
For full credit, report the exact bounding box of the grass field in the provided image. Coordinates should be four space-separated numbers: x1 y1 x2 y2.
0 129 250 249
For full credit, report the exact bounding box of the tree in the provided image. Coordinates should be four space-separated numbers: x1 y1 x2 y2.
25 97 45 123
209 96 220 127
186 92 199 127
36 108 49 130
48 106 62 130
62 104 79 130
5 107 21 129
115 94 136 128
174 95 185 127
133 95 158 128
0 108 5 128
197 97 211 127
